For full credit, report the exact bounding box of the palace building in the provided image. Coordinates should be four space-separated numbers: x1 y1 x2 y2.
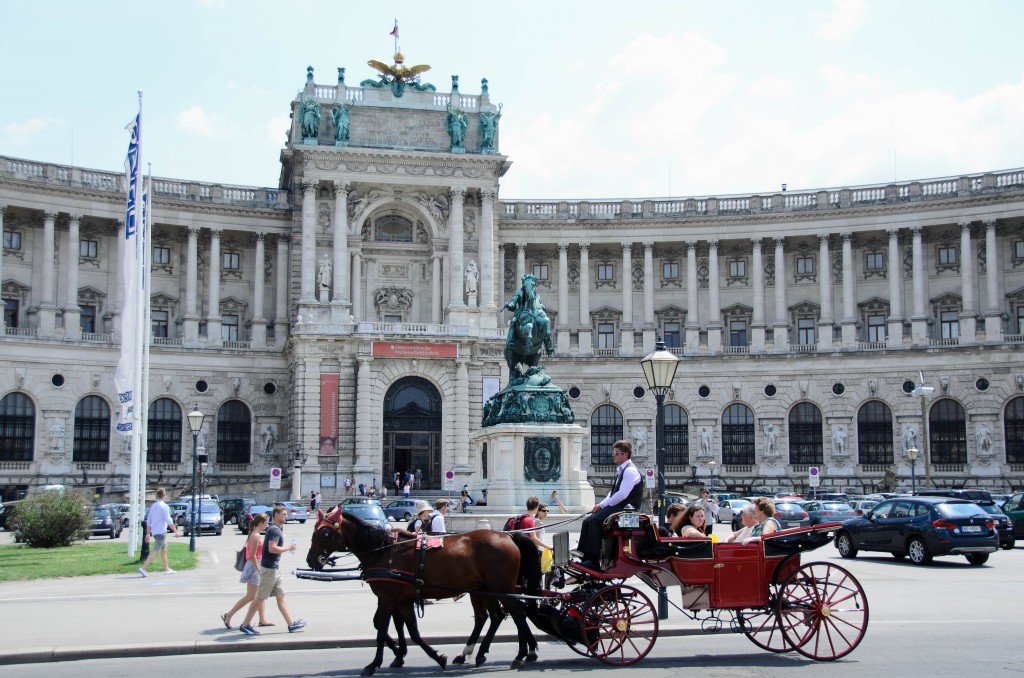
2 63 1023 502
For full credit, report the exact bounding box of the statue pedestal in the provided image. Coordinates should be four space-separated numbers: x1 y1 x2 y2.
472 423 594 513
467 292 478 308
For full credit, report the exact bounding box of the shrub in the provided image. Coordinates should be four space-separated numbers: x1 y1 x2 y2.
10 489 91 548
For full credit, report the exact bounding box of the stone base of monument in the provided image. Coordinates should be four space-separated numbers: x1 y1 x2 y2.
471 422 595 513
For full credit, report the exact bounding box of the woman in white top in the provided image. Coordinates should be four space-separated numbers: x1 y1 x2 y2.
724 505 757 543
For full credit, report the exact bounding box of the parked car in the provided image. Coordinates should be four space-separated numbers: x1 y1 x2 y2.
665 494 692 509
714 493 743 502
717 498 751 526
383 498 419 521
1002 491 1024 539
167 501 189 527
238 504 275 533
770 502 810 530
915 487 993 502
219 497 257 525
99 503 132 528
181 500 224 536
834 496 997 566
803 500 856 526
341 497 382 506
849 499 880 516
0 504 11 530
89 507 123 539
276 501 310 523
338 503 392 540
975 502 1014 550
805 491 850 502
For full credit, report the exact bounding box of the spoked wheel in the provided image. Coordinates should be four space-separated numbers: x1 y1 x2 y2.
582 584 659 665
776 562 869 661
738 593 794 653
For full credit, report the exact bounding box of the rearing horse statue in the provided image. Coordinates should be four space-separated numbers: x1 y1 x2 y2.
503 274 554 374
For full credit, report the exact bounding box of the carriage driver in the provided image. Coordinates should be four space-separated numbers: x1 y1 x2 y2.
575 439 643 570
504 274 554 356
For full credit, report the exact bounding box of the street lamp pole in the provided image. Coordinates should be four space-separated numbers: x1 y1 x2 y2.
186 405 205 553
906 446 919 495
199 458 208 541
912 373 935 489
640 336 680 621
708 460 716 492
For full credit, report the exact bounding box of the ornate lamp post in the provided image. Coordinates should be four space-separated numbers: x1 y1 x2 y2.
906 446 919 495
187 405 205 553
708 460 717 492
640 336 680 621
911 373 935 488
198 456 208 540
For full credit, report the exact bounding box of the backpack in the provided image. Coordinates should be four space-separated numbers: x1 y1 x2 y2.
503 513 529 532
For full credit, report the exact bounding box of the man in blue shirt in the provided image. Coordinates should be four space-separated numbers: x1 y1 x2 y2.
239 505 306 635
575 440 643 569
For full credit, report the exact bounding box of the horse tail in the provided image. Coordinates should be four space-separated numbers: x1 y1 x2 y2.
509 533 541 598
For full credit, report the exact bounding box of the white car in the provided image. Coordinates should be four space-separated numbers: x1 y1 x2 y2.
716 498 752 524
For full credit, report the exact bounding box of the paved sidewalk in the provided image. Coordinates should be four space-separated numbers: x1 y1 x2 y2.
0 526 704 665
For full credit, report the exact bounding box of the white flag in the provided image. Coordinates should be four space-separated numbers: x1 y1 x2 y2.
114 110 143 434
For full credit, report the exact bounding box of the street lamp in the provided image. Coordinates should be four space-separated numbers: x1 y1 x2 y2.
187 405 205 553
708 460 717 492
911 372 935 488
640 335 680 621
198 455 208 541
906 446 919 495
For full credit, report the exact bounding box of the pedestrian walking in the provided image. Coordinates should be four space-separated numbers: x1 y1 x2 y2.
138 488 179 577
403 483 410 499
221 513 272 629
344 477 352 495
239 505 306 635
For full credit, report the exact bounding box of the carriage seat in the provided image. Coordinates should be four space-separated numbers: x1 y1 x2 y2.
634 517 714 560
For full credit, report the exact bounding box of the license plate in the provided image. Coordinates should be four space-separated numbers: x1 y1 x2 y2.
787 522 802 528
960 526 982 533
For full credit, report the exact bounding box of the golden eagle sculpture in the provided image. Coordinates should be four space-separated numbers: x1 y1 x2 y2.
361 52 436 98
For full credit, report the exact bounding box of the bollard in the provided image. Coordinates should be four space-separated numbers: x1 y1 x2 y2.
476 519 492 531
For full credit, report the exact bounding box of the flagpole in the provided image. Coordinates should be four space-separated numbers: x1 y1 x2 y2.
125 91 144 556
136 167 153 554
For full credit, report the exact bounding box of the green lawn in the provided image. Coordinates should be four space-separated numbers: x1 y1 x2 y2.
0 541 198 582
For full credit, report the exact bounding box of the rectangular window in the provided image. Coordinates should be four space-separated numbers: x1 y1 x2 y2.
662 261 679 280
663 321 681 348
940 310 959 339
531 264 549 280
1018 307 1024 335
597 263 614 281
1015 240 1024 259
728 259 746 278
151 310 169 338
865 252 884 271
937 246 957 266
729 320 748 347
222 252 240 271
796 256 814 275
384 314 402 323
797 317 815 345
597 322 615 349
4 299 18 328
221 314 239 341
3 231 22 250
153 246 171 265
79 305 96 333
79 239 98 258
867 314 886 342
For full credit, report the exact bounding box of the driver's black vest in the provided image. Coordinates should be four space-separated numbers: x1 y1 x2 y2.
609 461 644 512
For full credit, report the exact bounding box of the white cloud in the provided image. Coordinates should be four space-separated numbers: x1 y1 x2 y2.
267 115 290 147
174 106 226 137
818 0 867 41
817 66 887 100
1 116 65 145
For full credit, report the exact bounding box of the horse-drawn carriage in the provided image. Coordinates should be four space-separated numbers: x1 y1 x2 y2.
301 507 868 673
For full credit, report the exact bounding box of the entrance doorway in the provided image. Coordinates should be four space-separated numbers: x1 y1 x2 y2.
382 377 442 491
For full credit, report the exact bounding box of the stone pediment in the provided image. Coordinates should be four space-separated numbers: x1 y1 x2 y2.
220 296 248 314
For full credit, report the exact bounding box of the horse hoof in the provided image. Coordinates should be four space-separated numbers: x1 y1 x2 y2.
437 654 448 670
452 656 466 665
361 667 376 677
475 654 487 667
389 658 405 668
510 659 524 670
526 652 538 662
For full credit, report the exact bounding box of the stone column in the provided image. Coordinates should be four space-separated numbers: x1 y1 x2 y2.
817 234 833 351
516 242 526 284
557 243 570 354
578 243 592 355
448 188 465 308
300 181 316 303
773 237 789 351
886 228 904 348
63 214 82 339
498 244 506 306
274 235 289 344
983 220 1002 341
751 238 765 351
619 242 634 356
184 226 200 344
642 241 655 353
910 226 928 344
840 233 857 347
251 232 267 348
38 211 57 337
707 240 722 353
479 191 496 310
332 181 350 313
112 221 124 338
350 250 363 322
685 241 700 352
207 229 222 345
0 206 5 332
365 256 376 321
431 252 442 323
958 220 976 342
354 357 374 477
454 360 470 468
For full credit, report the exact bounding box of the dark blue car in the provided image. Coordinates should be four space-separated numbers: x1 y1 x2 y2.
834 496 997 566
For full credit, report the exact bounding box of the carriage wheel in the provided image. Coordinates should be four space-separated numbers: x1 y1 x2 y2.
738 596 794 653
582 584 659 666
776 562 869 661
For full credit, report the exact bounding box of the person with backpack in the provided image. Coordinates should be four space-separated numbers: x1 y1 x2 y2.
406 500 432 532
427 499 449 533
504 496 550 553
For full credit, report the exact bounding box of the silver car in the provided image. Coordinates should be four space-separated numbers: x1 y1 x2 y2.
716 498 752 524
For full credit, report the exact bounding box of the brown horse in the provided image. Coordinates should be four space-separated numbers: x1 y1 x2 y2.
306 507 540 675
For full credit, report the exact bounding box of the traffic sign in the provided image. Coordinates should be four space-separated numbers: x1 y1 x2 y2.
269 467 282 489
644 467 656 488
443 469 455 491
808 466 820 488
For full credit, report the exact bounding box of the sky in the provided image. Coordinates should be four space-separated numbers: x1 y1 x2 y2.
2 0 1023 200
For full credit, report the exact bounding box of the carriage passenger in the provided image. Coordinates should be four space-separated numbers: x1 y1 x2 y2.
671 504 710 539
407 500 432 533
724 504 757 543
741 497 780 544
659 503 686 536
427 499 449 534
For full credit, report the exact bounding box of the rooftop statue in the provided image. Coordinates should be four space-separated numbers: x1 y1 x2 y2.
332 102 354 142
361 52 436 98
300 96 322 140
478 104 502 153
446 103 469 150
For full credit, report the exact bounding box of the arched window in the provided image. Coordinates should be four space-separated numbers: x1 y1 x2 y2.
664 404 689 465
148 399 182 464
73 395 111 462
1006 397 1024 465
590 405 623 465
789 402 823 465
0 392 35 461
930 398 966 465
216 400 252 465
722 403 755 465
857 400 893 465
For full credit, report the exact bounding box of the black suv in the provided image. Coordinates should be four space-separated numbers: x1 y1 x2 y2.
219 497 256 526
915 489 1011 548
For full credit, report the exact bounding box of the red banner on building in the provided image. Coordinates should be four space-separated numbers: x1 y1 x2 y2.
320 374 339 455
372 342 458 359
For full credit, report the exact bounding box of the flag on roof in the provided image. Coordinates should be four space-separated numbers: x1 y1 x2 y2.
389 20 399 38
